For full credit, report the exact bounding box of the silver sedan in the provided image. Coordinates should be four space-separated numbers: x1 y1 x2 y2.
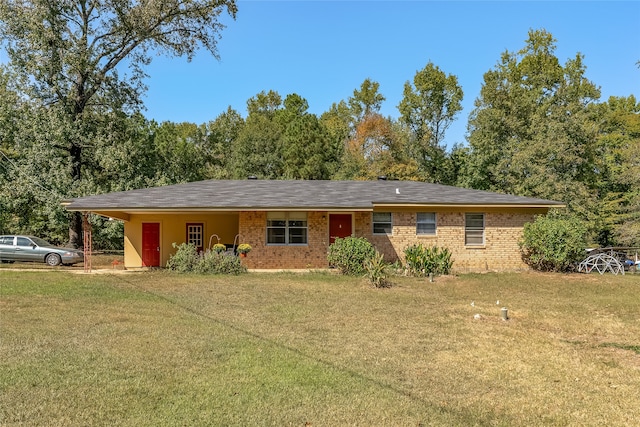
0 235 84 266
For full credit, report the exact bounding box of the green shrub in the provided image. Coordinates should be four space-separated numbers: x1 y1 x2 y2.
166 242 200 272
403 244 453 277
167 243 247 275
196 250 247 275
364 251 391 288
519 213 587 272
327 236 376 276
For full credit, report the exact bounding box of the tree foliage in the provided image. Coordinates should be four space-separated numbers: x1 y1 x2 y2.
338 113 420 181
398 62 463 184
229 91 285 179
230 91 337 180
202 107 245 179
593 96 640 246
0 0 237 246
348 78 386 124
464 29 604 241
1 25 638 252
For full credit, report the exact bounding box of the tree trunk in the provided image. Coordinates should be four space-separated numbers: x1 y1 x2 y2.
69 211 83 249
68 141 83 248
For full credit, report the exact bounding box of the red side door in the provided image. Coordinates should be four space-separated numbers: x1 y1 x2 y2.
142 223 160 267
329 214 353 244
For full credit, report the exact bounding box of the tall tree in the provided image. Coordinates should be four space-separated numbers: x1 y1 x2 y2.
279 94 336 180
282 113 334 180
150 121 208 184
324 80 388 179
593 96 640 245
398 62 463 183
464 29 600 226
202 107 245 179
320 101 351 177
348 78 386 124
336 113 420 181
0 0 237 247
229 91 284 179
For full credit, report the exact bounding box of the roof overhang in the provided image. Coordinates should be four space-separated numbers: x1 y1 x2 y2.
67 202 564 221
372 202 566 209
64 207 374 220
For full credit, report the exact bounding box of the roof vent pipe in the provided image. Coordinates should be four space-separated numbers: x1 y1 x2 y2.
377 176 387 181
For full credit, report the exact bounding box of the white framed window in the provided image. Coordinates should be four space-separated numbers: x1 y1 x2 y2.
187 223 204 251
465 213 485 245
372 212 392 235
267 212 308 245
416 212 437 235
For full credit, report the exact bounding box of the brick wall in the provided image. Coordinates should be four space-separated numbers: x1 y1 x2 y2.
357 211 537 272
239 211 329 269
238 210 538 272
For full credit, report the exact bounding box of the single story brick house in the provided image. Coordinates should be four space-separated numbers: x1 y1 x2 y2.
63 179 564 272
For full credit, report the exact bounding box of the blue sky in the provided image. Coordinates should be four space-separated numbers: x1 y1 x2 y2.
143 1 640 149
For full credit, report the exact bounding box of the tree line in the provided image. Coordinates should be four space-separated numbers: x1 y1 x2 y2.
0 0 637 251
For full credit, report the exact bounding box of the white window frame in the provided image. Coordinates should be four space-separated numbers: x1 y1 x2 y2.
465 213 485 246
372 212 392 235
416 212 437 235
266 212 308 246
186 223 204 251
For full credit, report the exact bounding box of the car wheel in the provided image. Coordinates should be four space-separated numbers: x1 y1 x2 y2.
45 253 62 266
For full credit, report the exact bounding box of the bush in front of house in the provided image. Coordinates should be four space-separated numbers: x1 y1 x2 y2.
327 236 376 276
167 242 247 275
364 251 391 288
519 213 587 272
403 244 453 277
166 242 200 272
196 250 247 275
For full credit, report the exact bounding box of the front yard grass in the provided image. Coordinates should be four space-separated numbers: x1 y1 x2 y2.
1 270 639 426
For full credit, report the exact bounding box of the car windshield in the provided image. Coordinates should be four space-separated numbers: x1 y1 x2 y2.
30 237 54 247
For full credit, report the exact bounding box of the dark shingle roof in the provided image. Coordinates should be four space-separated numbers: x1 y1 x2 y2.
64 180 564 211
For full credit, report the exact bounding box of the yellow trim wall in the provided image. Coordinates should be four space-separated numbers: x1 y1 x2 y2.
124 213 239 268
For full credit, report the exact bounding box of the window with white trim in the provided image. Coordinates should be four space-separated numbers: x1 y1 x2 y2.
416 212 436 235
187 223 204 251
267 212 308 245
372 212 392 235
465 213 485 245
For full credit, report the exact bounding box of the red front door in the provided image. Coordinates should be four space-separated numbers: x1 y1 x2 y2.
142 223 160 267
329 214 353 244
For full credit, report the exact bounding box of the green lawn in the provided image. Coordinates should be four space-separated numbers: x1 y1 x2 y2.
1 270 639 426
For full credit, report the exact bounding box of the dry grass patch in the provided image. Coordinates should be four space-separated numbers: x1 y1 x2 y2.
1 270 639 426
